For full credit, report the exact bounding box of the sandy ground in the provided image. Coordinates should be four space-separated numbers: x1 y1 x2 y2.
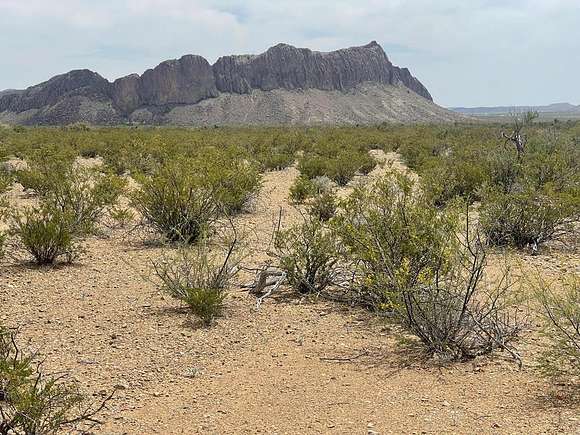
1 153 578 434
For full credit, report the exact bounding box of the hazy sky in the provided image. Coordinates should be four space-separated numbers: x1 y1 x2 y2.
1 0 578 107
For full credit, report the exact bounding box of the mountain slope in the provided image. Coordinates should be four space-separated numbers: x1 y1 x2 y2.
0 41 460 125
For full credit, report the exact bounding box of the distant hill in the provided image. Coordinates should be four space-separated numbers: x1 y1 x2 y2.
0 41 461 126
451 103 580 116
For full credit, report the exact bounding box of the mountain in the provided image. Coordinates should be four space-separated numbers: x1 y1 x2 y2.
0 41 460 125
450 103 580 116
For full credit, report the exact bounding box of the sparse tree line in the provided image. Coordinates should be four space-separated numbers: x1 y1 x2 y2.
0 117 578 432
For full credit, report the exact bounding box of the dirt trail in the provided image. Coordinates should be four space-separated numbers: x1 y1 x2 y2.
0 154 578 434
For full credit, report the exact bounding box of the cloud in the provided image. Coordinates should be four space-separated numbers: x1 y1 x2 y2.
0 0 578 106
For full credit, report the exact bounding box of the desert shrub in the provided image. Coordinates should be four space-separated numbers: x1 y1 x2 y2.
132 163 219 243
45 169 126 235
398 233 523 360
255 147 295 171
534 274 579 382
15 160 125 235
153 239 239 325
297 155 328 180
484 143 523 193
289 176 316 204
422 159 487 206
327 152 363 186
522 141 580 192
358 152 378 175
10 205 81 265
109 207 135 228
335 173 523 359
274 216 341 294
0 326 111 434
298 147 377 187
307 190 337 222
336 172 459 309
479 187 579 251
191 148 262 213
0 233 5 259
0 170 12 194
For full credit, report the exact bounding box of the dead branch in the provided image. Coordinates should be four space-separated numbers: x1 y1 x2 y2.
241 264 286 308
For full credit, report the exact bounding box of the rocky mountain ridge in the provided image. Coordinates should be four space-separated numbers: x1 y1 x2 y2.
0 41 451 125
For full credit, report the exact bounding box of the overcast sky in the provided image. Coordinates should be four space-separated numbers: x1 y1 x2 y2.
1 0 578 107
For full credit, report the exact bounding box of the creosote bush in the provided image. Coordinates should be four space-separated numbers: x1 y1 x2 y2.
334 173 523 360
153 237 240 325
15 159 125 235
193 147 262 213
398 232 523 361
336 172 459 310
289 176 316 204
534 274 579 383
307 190 337 222
298 149 376 186
480 187 579 251
132 163 219 243
10 205 81 265
0 326 112 434
274 216 341 294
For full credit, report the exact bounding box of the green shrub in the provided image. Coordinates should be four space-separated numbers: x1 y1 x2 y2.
358 152 378 175
0 170 12 194
328 151 363 186
534 275 579 382
274 217 341 294
289 176 316 204
10 205 81 265
0 326 111 433
0 232 5 259
480 187 579 250
153 240 239 325
307 190 337 222
256 148 295 171
297 155 328 180
132 164 218 243
15 160 125 235
334 174 523 359
422 159 486 206
298 150 376 186
109 207 135 228
192 148 262 213
46 169 126 235
335 172 459 310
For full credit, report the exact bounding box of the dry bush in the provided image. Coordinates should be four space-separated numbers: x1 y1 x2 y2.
399 231 524 361
153 235 240 325
480 187 579 252
132 164 219 244
274 216 341 294
0 326 112 434
10 205 81 265
534 274 580 383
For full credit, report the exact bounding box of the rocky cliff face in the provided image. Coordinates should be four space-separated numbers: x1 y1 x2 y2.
0 41 442 125
213 41 432 100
